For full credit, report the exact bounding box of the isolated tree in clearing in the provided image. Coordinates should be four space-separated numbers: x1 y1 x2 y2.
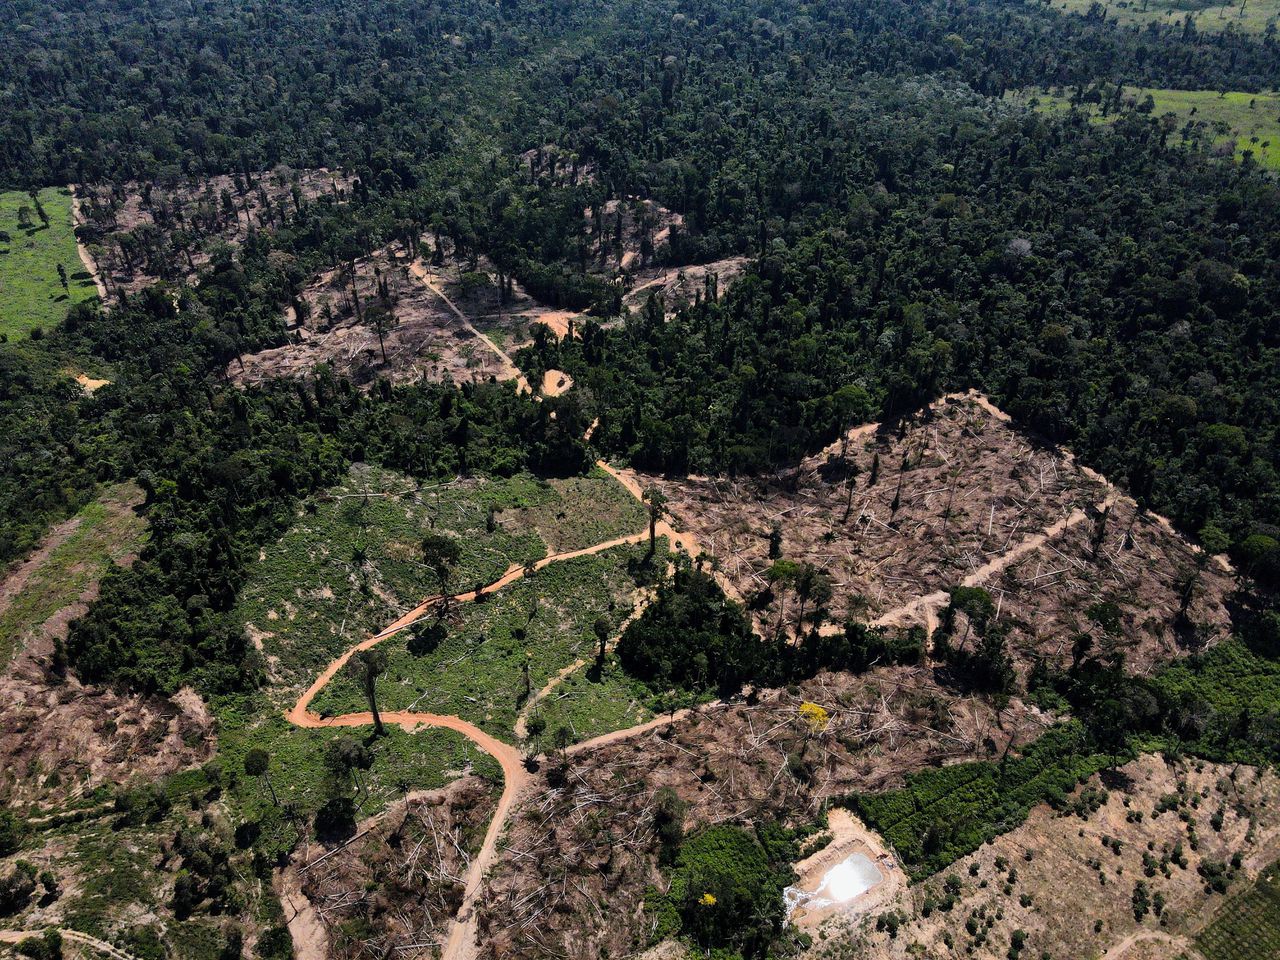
243 748 277 806
347 648 389 736
643 486 668 554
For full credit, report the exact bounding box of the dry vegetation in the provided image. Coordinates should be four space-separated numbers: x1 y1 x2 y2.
813 754 1280 960
474 666 1049 960
0 484 213 810
293 776 499 959
74 167 352 302
643 392 1232 672
230 243 510 389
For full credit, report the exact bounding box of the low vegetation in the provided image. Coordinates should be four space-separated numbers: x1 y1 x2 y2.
308 541 653 739
648 823 802 958
848 724 1111 879
0 188 98 340
1012 85 1280 170
1049 0 1280 33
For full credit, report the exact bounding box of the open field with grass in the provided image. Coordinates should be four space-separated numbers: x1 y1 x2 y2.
0 187 99 339
525 654 656 748
308 540 657 739
237 464 645 686
1010 86 1280 170
215 697 502 856
1048 0 1280 32
0 483 145 666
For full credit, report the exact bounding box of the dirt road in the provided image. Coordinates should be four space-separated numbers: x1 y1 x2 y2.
871 493 1120 634
69 187 110 304
278 390 1175 960
283 474 669 960
407 261 531 393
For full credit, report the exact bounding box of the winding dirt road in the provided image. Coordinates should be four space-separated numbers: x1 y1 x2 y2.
278 391 1178 960
283 459 683 960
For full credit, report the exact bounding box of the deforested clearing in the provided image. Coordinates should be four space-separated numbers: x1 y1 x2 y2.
813 754 1280 960
475 665 1049 959
74 168 352 302
230 243 512 389
644 392 1233 673
0 187 100 338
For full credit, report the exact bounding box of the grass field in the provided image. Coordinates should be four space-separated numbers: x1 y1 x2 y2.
237 464 649 687
527 654 656 748
1197 858 1280 959
1047 0 1280 32
214 697 501 855
0 482 145 665
308 540 657 739
1010 86 1280 171
0 187 99 339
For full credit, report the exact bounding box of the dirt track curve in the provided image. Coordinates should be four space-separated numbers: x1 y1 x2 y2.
283 449 706 960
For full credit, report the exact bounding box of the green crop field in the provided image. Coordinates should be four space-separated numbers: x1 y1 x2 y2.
1197 858 1280 960
214 699 501 855
527 654 656 748
308 540 658 739
0 187 100 339
0 482 145 665
1010 87 1280 170
1047 0 1280 33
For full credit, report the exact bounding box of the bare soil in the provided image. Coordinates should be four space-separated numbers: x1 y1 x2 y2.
622 255 751 316
812 754 1280 960
74 168 352 302
292 777 499 960
641 392 1232 673
230 244 511 389
585 198 685 273
474 666 1049 960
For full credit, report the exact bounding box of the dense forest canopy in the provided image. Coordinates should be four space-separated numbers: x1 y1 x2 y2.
0 0 1277 685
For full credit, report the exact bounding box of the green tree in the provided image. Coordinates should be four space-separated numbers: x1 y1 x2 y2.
346 648 388 736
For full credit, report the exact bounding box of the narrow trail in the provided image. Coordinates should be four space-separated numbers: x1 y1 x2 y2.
69 187 110 304
512 595 650 740
1099 930 1202 960
0 928 145 960
407 260 531 394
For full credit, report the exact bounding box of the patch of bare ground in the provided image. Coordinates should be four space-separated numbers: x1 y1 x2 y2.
641 392 1232 673
427 248 589 348
811 754 1280 960
622 255 751 316
474 666 1049 960
0 486 214 809
586 198 684 273
520 145 598 187
74 167 352 302
286 777 499 960
230 243 510 388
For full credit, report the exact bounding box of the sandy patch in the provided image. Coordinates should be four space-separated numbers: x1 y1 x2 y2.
787 808 906 930
73 373 110 392
541 369 573 397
